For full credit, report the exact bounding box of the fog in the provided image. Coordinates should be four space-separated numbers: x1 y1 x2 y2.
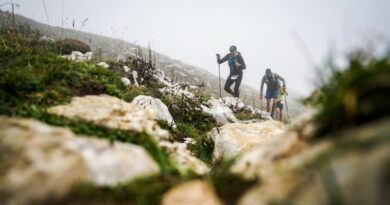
6 0 390 96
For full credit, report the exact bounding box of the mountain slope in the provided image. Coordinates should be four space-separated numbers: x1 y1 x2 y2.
0 10 304 118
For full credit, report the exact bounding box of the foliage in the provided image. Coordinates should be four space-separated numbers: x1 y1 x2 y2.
158 94 216 165
0 25 257 205
305 50 390 137
0 26 178 175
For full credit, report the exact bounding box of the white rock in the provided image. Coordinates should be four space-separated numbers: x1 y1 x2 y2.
231 131 307 179
132 70 139 86
97 62 109 68
201 98 238 126
85 51 93 61
123 65 130 73
132 95 176 128
159 141 209 175
121 77 131 87
162 180 222 205
47 95 169 140
0 117 160 205
212 121 286 162
221 97 246 111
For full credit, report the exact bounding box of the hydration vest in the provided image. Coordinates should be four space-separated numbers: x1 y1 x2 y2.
264 74 279 91
228 54 239 74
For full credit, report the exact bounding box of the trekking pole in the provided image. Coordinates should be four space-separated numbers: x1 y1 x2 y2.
218 63 222 98
284 94 291 120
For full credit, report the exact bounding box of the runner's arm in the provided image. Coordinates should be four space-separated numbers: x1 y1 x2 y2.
237 53 246 69
217 54 229 64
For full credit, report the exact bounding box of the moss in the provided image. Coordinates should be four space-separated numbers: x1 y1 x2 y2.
209 159 257 205
47 175 185 205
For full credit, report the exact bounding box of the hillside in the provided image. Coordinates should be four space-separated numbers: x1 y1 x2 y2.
0 17 389 205
0 9 304 119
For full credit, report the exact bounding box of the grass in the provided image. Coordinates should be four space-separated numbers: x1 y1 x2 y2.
304 49 390 138
0 25 258 205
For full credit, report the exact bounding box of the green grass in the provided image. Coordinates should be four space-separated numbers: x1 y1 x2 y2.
305 50 390 138
0 25 257 205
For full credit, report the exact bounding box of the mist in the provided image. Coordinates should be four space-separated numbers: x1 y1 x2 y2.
6 0 390 96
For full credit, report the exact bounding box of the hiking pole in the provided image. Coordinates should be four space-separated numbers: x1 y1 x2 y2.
218 63 222 98
283 94 291 120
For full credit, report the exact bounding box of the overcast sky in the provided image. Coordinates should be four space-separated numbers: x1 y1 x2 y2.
5 0 390 96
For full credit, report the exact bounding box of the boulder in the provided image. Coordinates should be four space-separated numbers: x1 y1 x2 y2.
123 65 130 73
161 180 222 205
231 131 308 179
159 141 209 175
0 117 159 205
201 98 238 126
238 118 390 205
132 95 176 128
121 77 131 87
96 62 109 68
132 70 139 86
212 121 286 161
47 95 170 140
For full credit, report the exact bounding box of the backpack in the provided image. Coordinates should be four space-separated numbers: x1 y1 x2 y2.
264 73 279 91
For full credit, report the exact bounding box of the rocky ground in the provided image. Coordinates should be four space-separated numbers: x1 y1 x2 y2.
0 26 389 205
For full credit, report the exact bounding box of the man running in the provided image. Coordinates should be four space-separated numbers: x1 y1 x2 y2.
260 68 286 118
216 45 246 98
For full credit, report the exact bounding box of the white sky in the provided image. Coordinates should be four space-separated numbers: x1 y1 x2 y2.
5 0 390 96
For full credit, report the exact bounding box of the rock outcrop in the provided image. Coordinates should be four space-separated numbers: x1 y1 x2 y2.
238 118 390 205
160 141 209 175
132 95 176 128
212 121 286 161
47 95 170 140
201 98 238 126
0 117 160 205
48 95 208 175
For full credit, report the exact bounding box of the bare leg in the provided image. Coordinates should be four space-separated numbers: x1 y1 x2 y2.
279 109 283 121
270 98 276 119
266 99 271 112
275 108 281 121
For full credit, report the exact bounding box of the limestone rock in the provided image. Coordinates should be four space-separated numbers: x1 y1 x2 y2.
121 77 131 87
47 95 170 140
159 141 209 175
123 65 130 73
201 98 238 126
0 117 160 205
162 180 222 205
213 121 286 161
231 131 308 179
96 62 109 68
238 118 390 205
132 95 176 128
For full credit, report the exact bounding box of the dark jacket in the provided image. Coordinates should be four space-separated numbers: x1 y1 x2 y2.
260 73 286 93
217 52 246 75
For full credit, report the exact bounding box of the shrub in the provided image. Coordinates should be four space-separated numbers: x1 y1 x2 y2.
57 38 91 54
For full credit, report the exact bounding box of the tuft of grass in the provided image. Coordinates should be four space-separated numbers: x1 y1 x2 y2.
305 50 390 138
209 159 257 205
